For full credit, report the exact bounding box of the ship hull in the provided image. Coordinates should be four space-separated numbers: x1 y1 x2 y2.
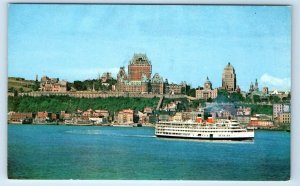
156 134 254 141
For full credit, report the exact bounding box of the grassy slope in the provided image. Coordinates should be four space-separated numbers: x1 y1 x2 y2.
8 78 35 92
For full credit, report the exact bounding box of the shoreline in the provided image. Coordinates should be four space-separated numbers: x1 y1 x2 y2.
7 122 290 131
8 122 156 127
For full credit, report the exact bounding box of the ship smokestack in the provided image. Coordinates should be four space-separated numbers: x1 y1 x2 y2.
207 114 214 124
207 117 214 124
196 114 202 123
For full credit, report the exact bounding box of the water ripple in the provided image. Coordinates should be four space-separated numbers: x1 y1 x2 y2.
65 130 155 138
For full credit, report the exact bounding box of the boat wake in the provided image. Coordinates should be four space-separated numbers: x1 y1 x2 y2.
65 130 102 135
112 134 156 138
65 130 155 138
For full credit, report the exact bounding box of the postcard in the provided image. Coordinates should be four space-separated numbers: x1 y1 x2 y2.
7 4 291 180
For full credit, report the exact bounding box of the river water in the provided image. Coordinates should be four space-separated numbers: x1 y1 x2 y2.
8 124 290 180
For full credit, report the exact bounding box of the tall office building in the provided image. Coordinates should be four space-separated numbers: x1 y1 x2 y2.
222 62 237 92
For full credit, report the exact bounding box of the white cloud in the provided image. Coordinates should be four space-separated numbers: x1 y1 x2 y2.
260 73 291 91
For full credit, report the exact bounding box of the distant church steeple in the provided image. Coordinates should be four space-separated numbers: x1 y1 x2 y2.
254 78 259 91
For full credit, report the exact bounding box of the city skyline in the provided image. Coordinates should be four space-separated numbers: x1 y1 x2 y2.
8 4 291 91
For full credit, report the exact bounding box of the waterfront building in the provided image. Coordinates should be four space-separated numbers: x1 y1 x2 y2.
278 112 291 124
235 107 251 124
60 111 66 119
195 77 218 100
128 53 152 81
76 109 83 115
137 111 149 124
8 112 33 123
94 110 110 118
235 115 251 125
40 76 67 92
37 111 48 119
64 113 72 119
248 114 274 128
222 62 237 92
117 109 134 124
50 113 58 120
82 109 94 117
89 117 104 124
143 107 153 114
36 111 49 122
81 109 109 120
80 109 110 124
60 111 72 120
273 104 290 119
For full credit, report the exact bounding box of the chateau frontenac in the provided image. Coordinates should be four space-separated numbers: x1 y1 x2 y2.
116 53 185 95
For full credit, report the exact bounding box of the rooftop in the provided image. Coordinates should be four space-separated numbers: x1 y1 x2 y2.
130 53 151 65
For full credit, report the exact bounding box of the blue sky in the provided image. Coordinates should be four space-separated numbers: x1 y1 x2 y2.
8 4 291 91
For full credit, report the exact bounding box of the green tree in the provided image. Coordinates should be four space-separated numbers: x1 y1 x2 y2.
67 82 73 91
181 87 186 95
7 95 160 114
32 80 40 91
253 95 260 103
269 95 281 103
73 81 87 91
8 87 15 93
230 92 244 102
186 88 196 97
216 90 229 102
207 98 213 102
245 96 252 103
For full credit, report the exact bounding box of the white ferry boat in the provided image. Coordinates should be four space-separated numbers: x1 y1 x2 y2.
155 120 254 140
